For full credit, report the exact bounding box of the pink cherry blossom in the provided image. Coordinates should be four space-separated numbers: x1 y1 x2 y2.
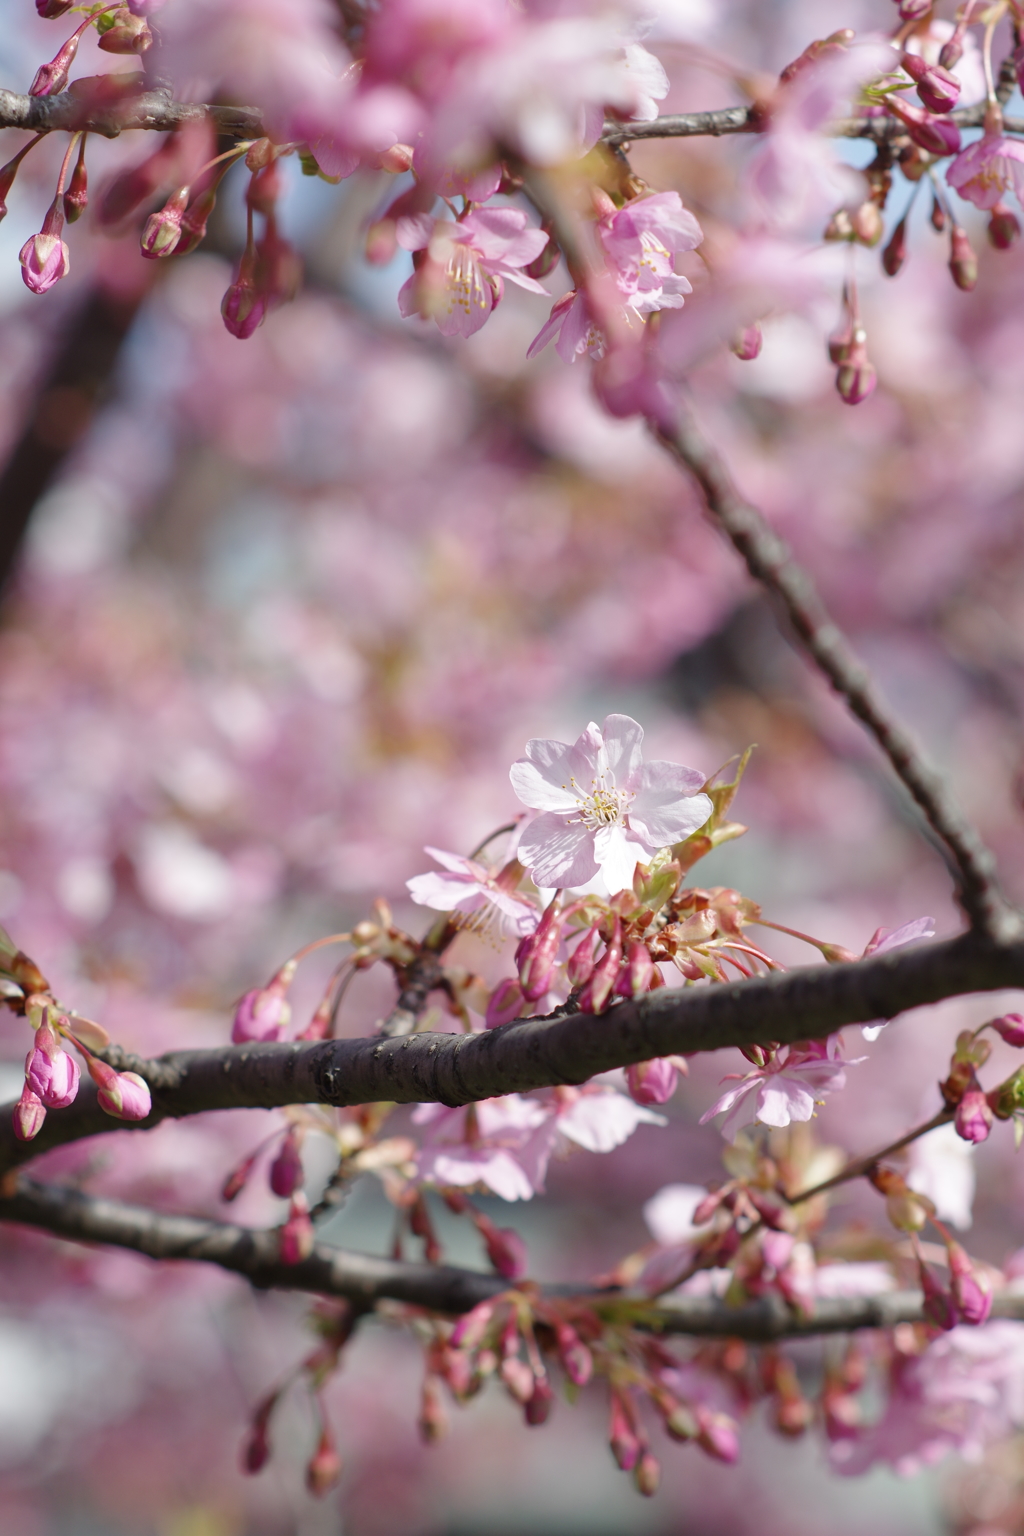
19 226 70 295
398 206 549 338
510 713 711 893
406 847 538 937
699 1037 854 1141
24 1019 80 1108
947 132 1024 211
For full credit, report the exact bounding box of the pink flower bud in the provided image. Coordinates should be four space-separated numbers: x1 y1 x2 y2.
955 1088 992 1143
897 0 932 19
305 1426 342 1497
97 8 152 53
222 1148 260 1202
988 205 1021 251
476 1216 527 1280
242 1392 277 1474
36 0 74 15
901 53 959 114
500 1356 535 1404
30 26 85 95
524 1375 553 1426
609 1390 640 1471
63 151 88 224
450 1298 497 1351
279 1192 315 1264
517 895 563 1002
851 201 884 247
578 918 623 1015
615 941 654 999
730 323 763 361
24 1021 80 1108
380 143 415 174
886 98 961 157
567 926 600 988
696 1407 740 1464
949 226 978 293
948 1242 993 1325
882 215 908 277
835 331 877 406
92 1064 152 1121
485 977 524 1029
127 0 166 14
19 203 70 295
141 187 188 259
419 1374 448 1442
269 1129 304 1198
222 272 269 340
232 978 291 1043
13 1084 46 1141
555 1323 592 1386
247 163 281 216
938 37 963 71
625 1056 679 1106
175 187 217 256
634 1451 660 1496
992 1012 1024 1046
918 1259 956 1329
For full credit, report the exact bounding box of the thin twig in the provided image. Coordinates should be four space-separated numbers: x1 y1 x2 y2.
654 405 1021 942
603 101 1022 144
5 1175 1024 1339
789 1108 953 1205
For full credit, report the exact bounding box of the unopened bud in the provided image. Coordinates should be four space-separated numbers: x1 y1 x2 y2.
993 1012 1024 1047
475 1214 527 1280
634 1451 661 1496
25 1020 80 1108
851 201 884 247
279 1192 315 1264
222 263 268 340
567 926 600 988
232 969 293 1043
380 142 415 174
141 186 189 259
938 37 963 71
730 322 763 361
616 940 654 998
578 918 623 1015
882 215 908 276
887 98 961 157
955 1088 992 1143
13 1084 46 1141
625 1056 678 1106
555 1323 592 1386
835 330 877 406
222 1147 260 1202
524 1375 553 1426
517 895 563 1002
245 138 276 172
30 26 84 95
897 0 932 19
901 53 960 114
898 144 930 182
500 1356 535 1404
947 1241 993 1325
918 1259 956 1330
242 1391 278 1474
175 187 217 256
19 222 70 295
485 976 524 1029
63 157 88 224
97 7 152 53
305 1426 342 1497
247 162 281 216
608 1391 640 1471
419 1374 448 1442
269 1128 304 1198
696 1407 740 1463
823 208 854 243
36 0 74 14
949 225 978 292
988 203 1021 250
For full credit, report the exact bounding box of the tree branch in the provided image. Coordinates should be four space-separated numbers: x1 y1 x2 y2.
654 406 1020 943
0 86 262 140
4 1175 1024 1341
3 931 1023 1174
604 101 1023 145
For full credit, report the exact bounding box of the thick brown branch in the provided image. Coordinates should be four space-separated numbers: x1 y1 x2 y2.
0 87 262 140
4 1176 1024 1341
605 101 1023 144
2 931 1023 1174
655 407 1020 942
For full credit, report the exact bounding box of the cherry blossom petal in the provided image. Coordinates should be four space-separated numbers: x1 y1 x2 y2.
516 813 598 887
556 1089 665 1152
756 1079 817 1127
629 767 712 846
509 740 582 812
596 713 644 786
591 823 647 893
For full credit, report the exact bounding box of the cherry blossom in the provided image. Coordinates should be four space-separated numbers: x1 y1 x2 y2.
398 207 549 337
406 847 539 937
947 127 1024 211
510 714 712 892
699 1038 854 1141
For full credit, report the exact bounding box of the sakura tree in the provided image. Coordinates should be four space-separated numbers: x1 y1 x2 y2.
3 0 1024 1531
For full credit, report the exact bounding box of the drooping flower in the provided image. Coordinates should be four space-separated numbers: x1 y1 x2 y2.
699 1037 854 1141
406 847 538 937
510 714 711 894
947 127 1024 211
398 206 549 338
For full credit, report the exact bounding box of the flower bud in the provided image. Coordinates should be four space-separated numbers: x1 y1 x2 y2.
851 201 883 247
659 1396 698 1440
97 8 152 53
918 1259 956 1329
988 204 1021 251
949 225 978 292
696 1407 740 1464
247 163 281 216
500 1355 535 1404
450 1297 498 1351
955 1088 992 1143
25 1020 80 1108
887 98 961 157
616 940 654 999
30 27 84 96
993 1012 1024 1047
305 1426 342 1497
898 143 930 182
882 215 908 277
63 149 88 223
232 972 292 1043
835 331 877 406
245 138 275 172
36 0 73 15
634 1451 661 1496
380 142 415 174
625 1056 678 1106
242 1391 278 1474
269 1128 304 1198
517 895 563 1002
13 1083 46 1141
948 1241 993 1325
91 1063 152 1121
901 53 960 114
578 918 623 1015
221 1147 260 1202
897 0 932 19
555 1323 592 1386
222 265 269 340
567 926 600 988
475 1214 527 1280
419 1374 448 1443
19 209 70 295
485 976 524 1029
885 1190 930 1232
279 1192 315 1264
141 187 189 259
938 37 963 71
609 1390 640 1471
823 208 854 243
524 1375 553 1426
730 323 763 361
